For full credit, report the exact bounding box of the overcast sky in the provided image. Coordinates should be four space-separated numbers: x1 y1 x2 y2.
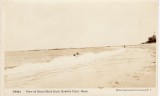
5 0 157 51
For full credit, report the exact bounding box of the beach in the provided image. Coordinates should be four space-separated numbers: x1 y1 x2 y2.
5 44 156 88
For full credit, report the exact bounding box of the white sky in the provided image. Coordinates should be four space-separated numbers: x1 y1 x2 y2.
5 0 157 51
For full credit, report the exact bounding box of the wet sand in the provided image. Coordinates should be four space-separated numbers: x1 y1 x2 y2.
5 44 156 88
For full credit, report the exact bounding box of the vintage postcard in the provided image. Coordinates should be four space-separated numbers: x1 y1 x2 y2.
0 0 158 96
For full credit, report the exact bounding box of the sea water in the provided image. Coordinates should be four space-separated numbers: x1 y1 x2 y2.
6 48 126 78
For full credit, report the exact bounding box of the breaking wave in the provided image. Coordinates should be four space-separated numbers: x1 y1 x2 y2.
6 48 126 77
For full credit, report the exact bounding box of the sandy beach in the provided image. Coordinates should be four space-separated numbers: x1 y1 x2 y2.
5 44 156 88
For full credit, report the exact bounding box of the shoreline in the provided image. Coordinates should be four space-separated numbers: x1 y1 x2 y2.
5 44 156 68
5 46 119 68
5 44 156 88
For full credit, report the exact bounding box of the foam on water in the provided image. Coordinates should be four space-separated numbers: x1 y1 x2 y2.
6 48 126 77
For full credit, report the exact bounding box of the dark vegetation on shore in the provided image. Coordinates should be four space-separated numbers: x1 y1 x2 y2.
141 35 156 44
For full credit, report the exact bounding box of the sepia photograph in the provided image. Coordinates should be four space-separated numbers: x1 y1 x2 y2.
4 0 157 89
